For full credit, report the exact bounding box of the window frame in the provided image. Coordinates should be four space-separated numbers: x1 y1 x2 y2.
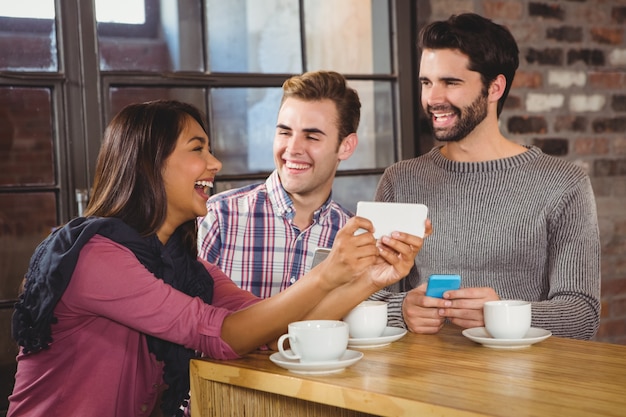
0 16 54 34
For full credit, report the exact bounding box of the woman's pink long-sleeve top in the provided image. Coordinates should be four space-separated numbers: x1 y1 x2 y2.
8 235 260 417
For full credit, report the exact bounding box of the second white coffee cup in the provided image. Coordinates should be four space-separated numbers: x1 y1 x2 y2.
483 300 531 339
277 320 349 363
343 300 388 339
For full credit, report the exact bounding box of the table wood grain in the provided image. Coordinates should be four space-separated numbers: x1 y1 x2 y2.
190 325 626 417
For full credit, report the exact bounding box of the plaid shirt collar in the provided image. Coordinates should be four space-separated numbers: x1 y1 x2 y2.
265 170 335 225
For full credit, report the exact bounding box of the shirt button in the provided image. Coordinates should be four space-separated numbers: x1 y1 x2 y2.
290 277 296 284
140 404 148 412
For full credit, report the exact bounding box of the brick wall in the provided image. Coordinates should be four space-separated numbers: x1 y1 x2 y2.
419 0 626 344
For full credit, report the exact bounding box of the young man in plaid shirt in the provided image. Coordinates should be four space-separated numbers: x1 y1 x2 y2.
197 70 360 298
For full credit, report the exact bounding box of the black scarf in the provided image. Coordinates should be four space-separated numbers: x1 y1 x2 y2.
12 216 214 416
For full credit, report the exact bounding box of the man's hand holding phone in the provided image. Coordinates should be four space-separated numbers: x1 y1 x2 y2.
425 274 461 298
401 275 461 334
403 275 500 333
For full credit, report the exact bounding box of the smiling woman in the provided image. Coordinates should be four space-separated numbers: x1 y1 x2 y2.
7 99 426 417
160 114 222 242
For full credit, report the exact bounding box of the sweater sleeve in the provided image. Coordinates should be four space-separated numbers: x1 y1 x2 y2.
532 175 601 339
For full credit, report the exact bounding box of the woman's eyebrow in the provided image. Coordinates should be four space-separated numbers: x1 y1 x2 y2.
187 135 207 144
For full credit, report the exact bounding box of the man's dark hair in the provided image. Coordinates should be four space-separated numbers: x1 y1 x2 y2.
419 13 519 115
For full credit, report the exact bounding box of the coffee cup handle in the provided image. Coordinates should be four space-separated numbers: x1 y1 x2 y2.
277 334 300 360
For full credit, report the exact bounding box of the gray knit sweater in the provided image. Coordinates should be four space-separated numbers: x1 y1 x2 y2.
370 146 601 340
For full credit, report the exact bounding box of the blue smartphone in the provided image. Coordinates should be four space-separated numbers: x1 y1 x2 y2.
425 274 461 298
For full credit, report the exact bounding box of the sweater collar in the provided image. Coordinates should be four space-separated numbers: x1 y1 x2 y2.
430 145 542 173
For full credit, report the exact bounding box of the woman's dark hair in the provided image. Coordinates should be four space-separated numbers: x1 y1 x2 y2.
418 13 519 116
85 99 208 255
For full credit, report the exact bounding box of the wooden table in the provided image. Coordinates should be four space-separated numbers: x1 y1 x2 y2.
189 325 626 417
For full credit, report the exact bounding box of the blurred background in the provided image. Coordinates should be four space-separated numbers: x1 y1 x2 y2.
1 1 625 414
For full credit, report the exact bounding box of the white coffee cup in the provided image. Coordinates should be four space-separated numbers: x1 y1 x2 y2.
277 320 349 363
342 300 388 339
483 300 531 339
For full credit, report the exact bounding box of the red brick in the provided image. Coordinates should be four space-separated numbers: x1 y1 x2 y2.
614 138 626 155
483 0 523 20
547 26 583 43
526 48 563 65
533 138 568 156
595 318 626 344
588 72 626 89
574 137 610 156
512 71 543 89
507 22 543 43
612 6 626 24
610 297 626 317
503 95 522 110
612 95 626 112
616 220 626 235
571 5 610 24
590 27 624 45
507 116 548 134
528 2 565 20
602 276 626 295
568 49 605 66
555 116 587 133
592 118 626 134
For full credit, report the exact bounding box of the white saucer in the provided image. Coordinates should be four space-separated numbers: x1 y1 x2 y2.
269 349 363 375
462 327 552 349
348 326 408 349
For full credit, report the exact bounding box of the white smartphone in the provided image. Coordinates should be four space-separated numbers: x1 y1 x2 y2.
355 201 429 239
310 247 331 268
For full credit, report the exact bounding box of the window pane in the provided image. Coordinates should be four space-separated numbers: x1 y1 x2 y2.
0 1 54 18
96 0 145 24
333 174 382 213
341 80 396 170
98 0 203 71
205 0 302 73
0 0 57 71
209 87 282 175
108 87 206 123
209 81 395 176
0 192 57 300
304 0 391 74
0 87 55 186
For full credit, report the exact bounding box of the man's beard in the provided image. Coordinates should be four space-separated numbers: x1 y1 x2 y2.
426 91 489 142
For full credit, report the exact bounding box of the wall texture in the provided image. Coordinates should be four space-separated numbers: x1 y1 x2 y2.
418 0 626 344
